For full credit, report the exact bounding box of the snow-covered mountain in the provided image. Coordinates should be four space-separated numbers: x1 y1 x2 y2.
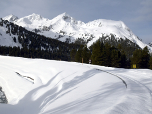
2 13 152 51
149 42 152 47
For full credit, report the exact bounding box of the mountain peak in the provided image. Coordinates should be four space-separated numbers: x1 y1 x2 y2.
51 12 83 25
54 12 71 20
3 14 18 22
61 12 68 16
31 13 42 17
27 13 43 21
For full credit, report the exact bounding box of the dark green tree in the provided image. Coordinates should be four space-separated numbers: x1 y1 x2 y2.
91 40 103 65
75 46 83 62
120 50 127 68
141 46 150 68
131 47 150 68
101 43 111 66
70 49 76 61
149 55 152 70
131 49 142 68
81 46 91 63
110 49 121 67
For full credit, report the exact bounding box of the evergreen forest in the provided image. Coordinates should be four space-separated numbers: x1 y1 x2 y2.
71 40 152 69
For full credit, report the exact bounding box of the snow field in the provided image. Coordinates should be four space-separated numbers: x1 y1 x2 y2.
0 56 152 114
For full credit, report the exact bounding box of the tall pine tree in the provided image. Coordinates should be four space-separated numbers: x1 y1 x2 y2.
91 40 103 65
81 46 91 63
141 46 150 68
75 46 83 63
149 55 152 70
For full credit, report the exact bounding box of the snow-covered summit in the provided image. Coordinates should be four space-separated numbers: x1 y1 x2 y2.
23 13 43 21
83 18 149 49
12 13 50 29
2 13 152 51
3 14 18 22
51 12 84 25
49 12 84 34
86 19 125 28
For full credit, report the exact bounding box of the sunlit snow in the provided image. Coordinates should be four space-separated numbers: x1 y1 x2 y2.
0 56 152 114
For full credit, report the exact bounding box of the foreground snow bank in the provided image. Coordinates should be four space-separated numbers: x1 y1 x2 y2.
0 56 152 114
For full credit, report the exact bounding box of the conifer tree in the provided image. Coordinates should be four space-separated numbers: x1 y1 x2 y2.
75 46 83 63
149 56 152 70
91 40 103 65
81 46 90 63
111 49 121 67
120 50 127 68
70 49 76 61
131 49 142 68
102 43 111 66
141 46 150 68
131 47 150 68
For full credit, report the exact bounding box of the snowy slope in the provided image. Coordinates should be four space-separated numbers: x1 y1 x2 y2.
0 56 152 114
84 19 148 48
13 13 51 30
0 23 21 47
3 13 152 51
3 14 18 22
149 42 152 47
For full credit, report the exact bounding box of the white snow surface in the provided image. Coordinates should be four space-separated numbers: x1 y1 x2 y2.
3 13 152 51
0 25 21 47
0 56 152 114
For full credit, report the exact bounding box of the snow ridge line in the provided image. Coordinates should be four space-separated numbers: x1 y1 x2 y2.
96 69 127 88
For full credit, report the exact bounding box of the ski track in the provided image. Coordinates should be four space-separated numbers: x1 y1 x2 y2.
97 68 152 114
96 69 127 88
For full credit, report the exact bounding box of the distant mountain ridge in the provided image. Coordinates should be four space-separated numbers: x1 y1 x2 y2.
2 13 152 52
149 42 152 47
3 14 18 22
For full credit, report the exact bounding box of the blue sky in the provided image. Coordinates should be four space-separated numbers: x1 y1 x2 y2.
0 0 152 43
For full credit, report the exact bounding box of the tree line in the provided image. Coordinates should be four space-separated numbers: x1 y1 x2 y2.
131 47 152 69
70 40 152 69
